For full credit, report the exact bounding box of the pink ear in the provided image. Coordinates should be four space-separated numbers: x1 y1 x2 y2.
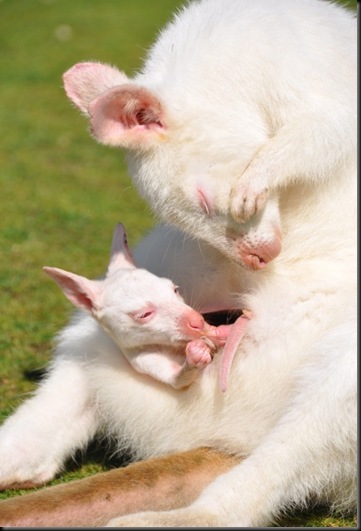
63 62 129 115
43 266 100 313
107 223 136 276
89 85 166 148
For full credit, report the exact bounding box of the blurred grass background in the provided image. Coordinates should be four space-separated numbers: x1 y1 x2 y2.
0 0 356 527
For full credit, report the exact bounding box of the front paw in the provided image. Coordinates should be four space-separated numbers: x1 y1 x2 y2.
230 166 269 223
0 439 58 491
105 507 221 527
185 339 213 368
0 458 58 491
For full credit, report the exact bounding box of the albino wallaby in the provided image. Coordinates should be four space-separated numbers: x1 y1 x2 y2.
43 223 244 390
0 0 356 527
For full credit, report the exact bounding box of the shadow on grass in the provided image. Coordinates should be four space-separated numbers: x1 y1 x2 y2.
65 437 133 473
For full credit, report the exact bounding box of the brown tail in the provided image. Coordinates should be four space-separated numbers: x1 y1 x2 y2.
0 447 239 527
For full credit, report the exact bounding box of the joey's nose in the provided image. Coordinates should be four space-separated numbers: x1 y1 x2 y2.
181 310 205 336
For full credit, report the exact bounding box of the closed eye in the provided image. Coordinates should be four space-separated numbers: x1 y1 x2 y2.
139 310 154 319
197 187 213 217
130 306 156 323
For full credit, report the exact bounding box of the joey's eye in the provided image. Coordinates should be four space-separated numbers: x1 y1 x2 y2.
130 307 156 323
174 285 180 294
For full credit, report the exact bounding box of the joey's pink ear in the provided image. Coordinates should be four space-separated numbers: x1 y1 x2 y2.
107 223 136 276
43 266 101 314
89 84 166 149
63 62 129 115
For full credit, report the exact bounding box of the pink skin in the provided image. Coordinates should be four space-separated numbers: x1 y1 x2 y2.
185 339 213 368
204 312 252 392
185 311 252 391
179 313 218 370
179 309 207 338
218 315 249 392
236 224 282 270
89 86 165 147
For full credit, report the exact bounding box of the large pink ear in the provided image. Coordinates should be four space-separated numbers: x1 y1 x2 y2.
89 84 166 149
63 62 129 115
64 61 166 149
43 266 101 314
107 223 136 276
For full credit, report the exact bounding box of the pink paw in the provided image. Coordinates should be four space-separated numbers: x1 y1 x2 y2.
186 339 213 368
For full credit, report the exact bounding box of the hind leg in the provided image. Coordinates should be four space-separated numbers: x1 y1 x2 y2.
0 447 239 527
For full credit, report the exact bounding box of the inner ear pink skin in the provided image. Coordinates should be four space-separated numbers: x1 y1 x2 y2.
89 85 165 146
43 266 99 314
196 187 213 217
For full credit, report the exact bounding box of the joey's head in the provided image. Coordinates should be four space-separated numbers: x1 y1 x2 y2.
99 268 207 351
44 223 208 352
63 62 281 270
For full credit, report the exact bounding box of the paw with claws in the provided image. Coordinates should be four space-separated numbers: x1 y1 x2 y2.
186 338 213 368
230 185 269 223
230 162 270 223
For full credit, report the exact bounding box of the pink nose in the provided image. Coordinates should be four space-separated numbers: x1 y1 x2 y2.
237 227 282 270
180 310 205 336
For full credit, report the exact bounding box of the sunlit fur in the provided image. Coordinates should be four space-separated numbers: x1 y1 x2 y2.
0 0 356 526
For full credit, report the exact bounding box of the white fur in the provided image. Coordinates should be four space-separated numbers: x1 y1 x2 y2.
0 0 356 526
43 224 218 391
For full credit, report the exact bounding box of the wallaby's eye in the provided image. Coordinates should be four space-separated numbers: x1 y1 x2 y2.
196 187 213 217
174 285 180 294
130 306 156 323
139 310 154 319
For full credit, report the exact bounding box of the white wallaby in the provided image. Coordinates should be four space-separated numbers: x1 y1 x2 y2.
0 223 247 494
0 0 356 527
43 223 236 390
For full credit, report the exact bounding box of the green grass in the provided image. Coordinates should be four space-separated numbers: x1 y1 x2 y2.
0 0 357 527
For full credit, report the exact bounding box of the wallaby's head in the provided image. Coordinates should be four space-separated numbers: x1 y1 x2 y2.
62 62 272 268
44 224 207 351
